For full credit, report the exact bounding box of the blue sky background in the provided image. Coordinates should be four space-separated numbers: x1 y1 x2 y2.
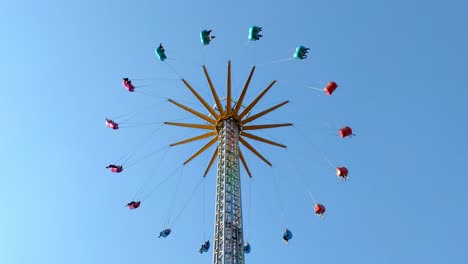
1 0 467 263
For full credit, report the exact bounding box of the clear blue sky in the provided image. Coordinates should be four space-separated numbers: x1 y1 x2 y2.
1 0 467 263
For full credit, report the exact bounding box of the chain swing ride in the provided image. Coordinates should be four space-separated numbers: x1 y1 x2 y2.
105 26 355 264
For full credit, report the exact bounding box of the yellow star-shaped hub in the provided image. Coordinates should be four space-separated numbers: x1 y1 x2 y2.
165 61 292 177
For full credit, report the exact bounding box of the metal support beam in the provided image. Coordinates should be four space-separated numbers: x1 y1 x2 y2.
213 118 245 264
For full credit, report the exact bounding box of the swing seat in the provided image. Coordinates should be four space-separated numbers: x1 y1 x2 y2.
324 82 338 95
106 119 119 130
122 79 135 92
336 167 348 177
244 243 251 253
159 228 171 237
200 30 211 45
294 46 308 60
338 126 353 138
248 26 262 41
108 166 123 173
282 229 293 240
155 47 167 61
314 203 326 216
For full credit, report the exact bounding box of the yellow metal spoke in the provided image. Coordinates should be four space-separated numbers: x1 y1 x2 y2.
233 66 255 117
184 136 218 165
164 122 216 130
242 123 293 130
170 131 217 147
168 99 216 124
241 132 286 148
203 65 225 116
238 147 252 178
241 100 289 125
237 80 276 120
182 79 219 119
203 147 218 177
239 137 272 167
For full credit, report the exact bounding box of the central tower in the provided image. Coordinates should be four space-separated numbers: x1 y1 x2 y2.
214 118 244 263
165 61 291 264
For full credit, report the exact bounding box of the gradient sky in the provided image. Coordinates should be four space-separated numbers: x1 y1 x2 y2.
1 0 467 263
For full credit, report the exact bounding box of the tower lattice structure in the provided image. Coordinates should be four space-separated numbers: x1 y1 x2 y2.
166 61 291 264
213 118 244 263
